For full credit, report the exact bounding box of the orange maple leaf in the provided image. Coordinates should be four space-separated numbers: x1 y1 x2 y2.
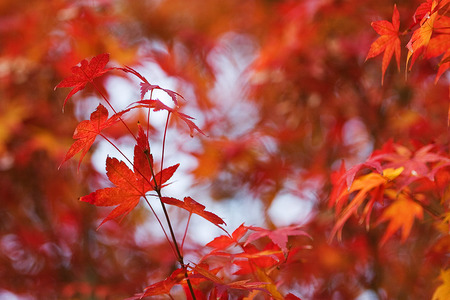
366 4 401 84
404 0 450 71
376 191 423 245
330 172 388 241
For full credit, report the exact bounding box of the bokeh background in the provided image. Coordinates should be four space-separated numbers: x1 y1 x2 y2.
1 0 449 299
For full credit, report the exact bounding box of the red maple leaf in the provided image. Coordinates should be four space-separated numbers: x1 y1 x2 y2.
205 223 248 252
55 53 113 109
161 196 226 227
80 127 179 227
366 4 401 84
132 99 206 137
80 157 147 228
119 66 184 105
245 225 311 253
125 268 186 299
191 264 267 297
60 104 126 170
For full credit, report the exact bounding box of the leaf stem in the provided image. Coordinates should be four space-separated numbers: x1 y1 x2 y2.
181 213 192 252
147 90 153 138
160 111 171 187
144 149 196 300
143 196 177 257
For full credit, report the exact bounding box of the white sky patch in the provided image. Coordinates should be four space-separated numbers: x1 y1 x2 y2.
268 193 313 227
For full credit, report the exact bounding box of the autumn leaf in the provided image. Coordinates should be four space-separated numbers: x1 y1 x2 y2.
233 243 285 275
80 125 178 228
55 53 113 110
426 32 450 83
206 223 248 251
366 4 401 84
133 124 153 181
330 172 388 241
161 196 226 227
245 225 311 253
80 157 148 228
191 264 267 297
60 104 126 170
142 268 185 297
119 66 184 105
125 268 186 299
133 99 206 137
376 191 423 245
406 3 439 71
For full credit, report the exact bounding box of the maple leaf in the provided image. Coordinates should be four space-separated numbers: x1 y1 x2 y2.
125 268 185 299
191 264 268 297
330 172 388 241
233 243 285 275
366 4 401 84
60 104 126 170
133 124 153 181
406 4 439 71
133 99 206 137
426 33 450 82
432 269 450 300
161 196 226 227
55 53 113 110
205 223 248 251
79 157 148 228
376 191 423 245
245 225 311 253
80 133 178 228
381 144 450 189
119 66 184 105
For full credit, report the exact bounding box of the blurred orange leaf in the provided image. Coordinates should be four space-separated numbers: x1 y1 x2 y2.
366 4 401 84
376 192 423 245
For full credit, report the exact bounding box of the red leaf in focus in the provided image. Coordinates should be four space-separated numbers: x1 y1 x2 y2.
245 225 311 253
153 164 180 189
366 4 401 84
133 124 153 181
60 104 125 170
141 268 185 297
80 157 149 228
206 223 248 251
81 127 173 228
161 196 226 227
55 53 113 109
